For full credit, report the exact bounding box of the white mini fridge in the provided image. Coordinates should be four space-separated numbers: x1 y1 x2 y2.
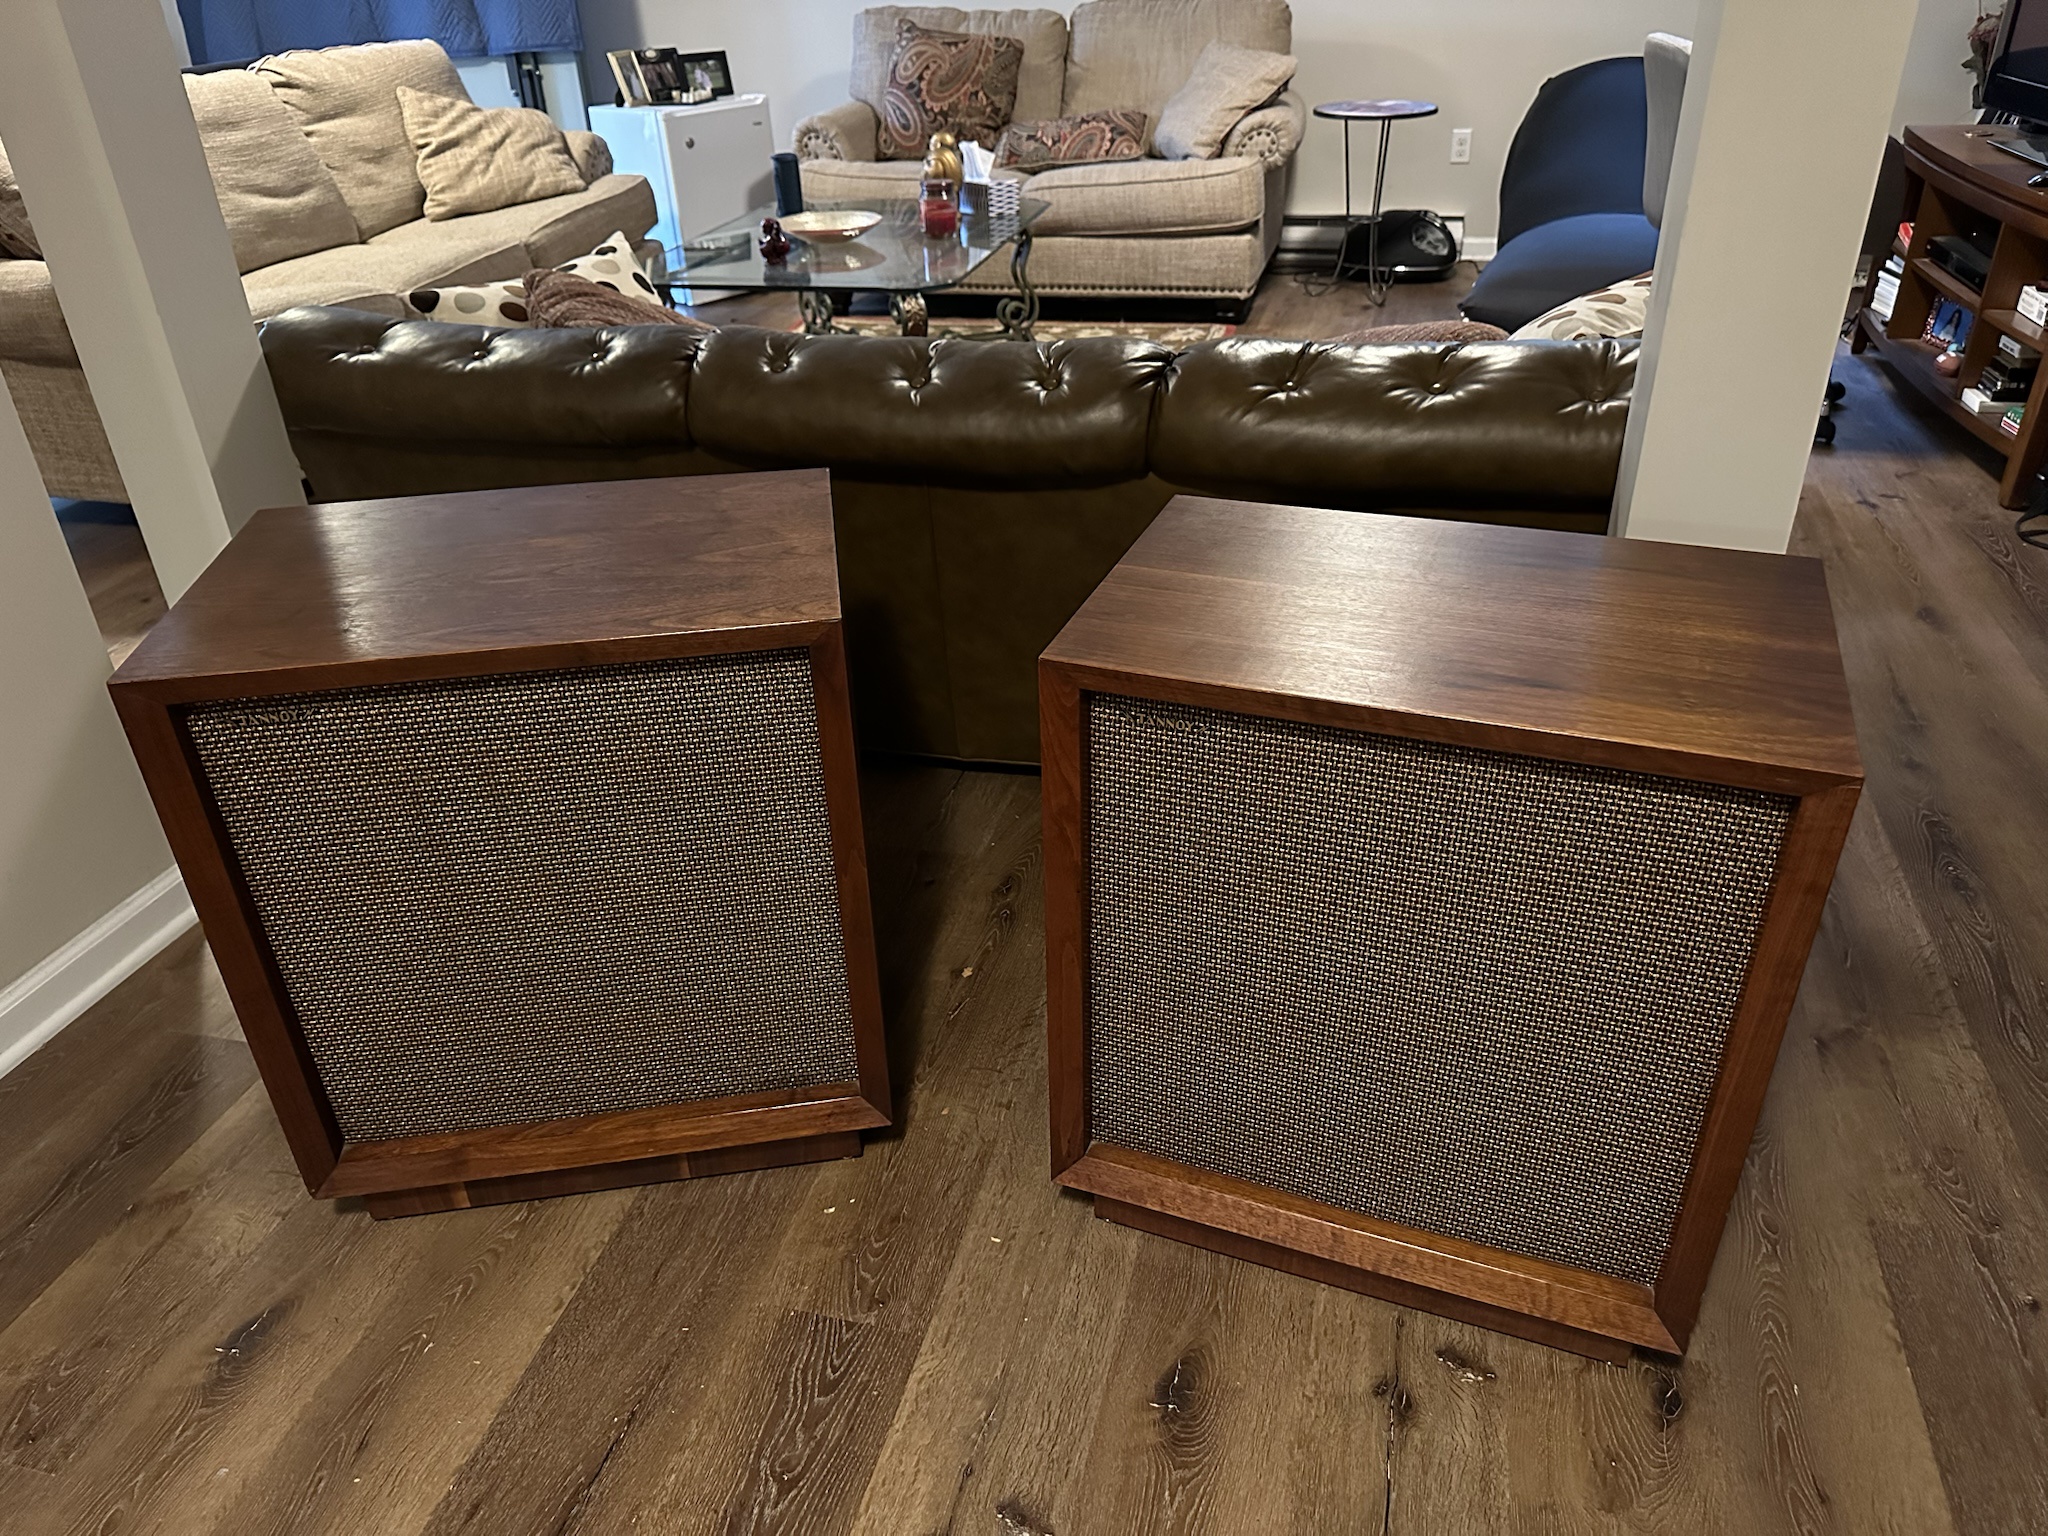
589 95 776 280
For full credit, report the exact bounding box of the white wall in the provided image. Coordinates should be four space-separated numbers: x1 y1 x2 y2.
578 0 1699 241
1893 0 1979 133
0 388 188 1076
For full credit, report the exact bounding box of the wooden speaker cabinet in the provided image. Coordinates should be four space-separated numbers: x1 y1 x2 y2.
1040 498 1861 1360
110 472 889 1217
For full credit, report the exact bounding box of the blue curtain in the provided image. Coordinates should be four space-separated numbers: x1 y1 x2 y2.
179 0 582 67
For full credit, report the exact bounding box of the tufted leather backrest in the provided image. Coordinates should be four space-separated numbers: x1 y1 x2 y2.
256 307 1638 764
1153 337 1636 512
263 315 703 447
688 328 1172 486
257 306 1634 521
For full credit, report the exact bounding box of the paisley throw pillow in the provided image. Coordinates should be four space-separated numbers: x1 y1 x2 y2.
877 18 1024 160
994 110 1149 173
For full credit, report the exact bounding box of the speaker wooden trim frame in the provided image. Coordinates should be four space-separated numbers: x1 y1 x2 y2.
1040 498 1863 1359
109 475 892 1210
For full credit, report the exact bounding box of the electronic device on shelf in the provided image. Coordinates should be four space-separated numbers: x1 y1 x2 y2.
1928 232 1995 290
1985 0 2048 167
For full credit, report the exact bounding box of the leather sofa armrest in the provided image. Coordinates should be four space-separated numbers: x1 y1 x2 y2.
564 129 613 184
1221 90 1307 169
794 100 880 162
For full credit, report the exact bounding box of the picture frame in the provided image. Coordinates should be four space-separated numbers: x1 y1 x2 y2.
606 49 649 106
632 47 686 104
607 45 736 108
676 51 735 102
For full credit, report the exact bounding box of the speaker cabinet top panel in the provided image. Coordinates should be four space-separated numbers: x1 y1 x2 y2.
1042 498 1861 794
114 471 840 702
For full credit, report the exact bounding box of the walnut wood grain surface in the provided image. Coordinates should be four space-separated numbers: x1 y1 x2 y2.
112 471 841 695
21 289 2044 1533
1044 497 1862 791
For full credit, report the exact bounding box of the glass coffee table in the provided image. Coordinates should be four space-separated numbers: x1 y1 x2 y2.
662 193 1049 338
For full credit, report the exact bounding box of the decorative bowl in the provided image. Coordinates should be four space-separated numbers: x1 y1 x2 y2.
780 210 883 244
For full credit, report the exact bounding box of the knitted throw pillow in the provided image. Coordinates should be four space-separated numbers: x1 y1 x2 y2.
877 18 1024 160
1335 321 1510 345
524 269 714 330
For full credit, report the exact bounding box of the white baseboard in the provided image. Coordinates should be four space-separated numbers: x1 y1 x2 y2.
0 869 196 1079
1463 236 1497 264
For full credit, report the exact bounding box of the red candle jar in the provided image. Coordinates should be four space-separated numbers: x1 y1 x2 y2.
920 179 959 237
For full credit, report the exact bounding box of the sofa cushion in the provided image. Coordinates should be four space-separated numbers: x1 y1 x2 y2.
397 87 586 220
366 175 657 272
957 226 1269 296
876 19 1025 159
0 143 41 258
852 8 1069 124
995 110 1147 171
240 237 527 321
1022 155 1264 236
1153 41 1296 160
1461 212 1659 332
799 158 933 204
0 260 71 363
253 40 471 239
183 70 359 274
1063 0 1292 125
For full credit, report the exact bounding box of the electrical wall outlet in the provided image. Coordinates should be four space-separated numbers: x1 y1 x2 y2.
1451 127 1473 164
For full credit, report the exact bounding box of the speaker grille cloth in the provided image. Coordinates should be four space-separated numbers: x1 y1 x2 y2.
184 650 858 1142
1085 695 1795 1285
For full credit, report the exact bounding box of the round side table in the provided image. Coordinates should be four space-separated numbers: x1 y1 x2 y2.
1313 99 1438 305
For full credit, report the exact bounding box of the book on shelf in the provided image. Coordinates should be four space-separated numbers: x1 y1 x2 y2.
1961 386 2006 414
2018 285 2048 327
2002 403 2026 436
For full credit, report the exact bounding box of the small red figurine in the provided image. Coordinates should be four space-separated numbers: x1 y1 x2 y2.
759 217 792 263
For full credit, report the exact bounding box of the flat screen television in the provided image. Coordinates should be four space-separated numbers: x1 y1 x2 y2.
1988 0 2048 130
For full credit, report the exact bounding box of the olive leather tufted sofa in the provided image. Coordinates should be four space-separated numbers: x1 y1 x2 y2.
257 306 1637 765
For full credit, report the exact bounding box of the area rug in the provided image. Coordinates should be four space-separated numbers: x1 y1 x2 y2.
800 316 1236 346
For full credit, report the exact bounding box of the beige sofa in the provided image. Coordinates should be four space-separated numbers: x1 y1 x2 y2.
792 0 1303 308
0 40 654 503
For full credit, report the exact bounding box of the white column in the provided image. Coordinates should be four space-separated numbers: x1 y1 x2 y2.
1612 0 1920 552
0 384 182 1070
0 0 304 600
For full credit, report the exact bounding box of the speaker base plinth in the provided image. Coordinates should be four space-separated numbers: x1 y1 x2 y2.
1092 1196 1638 1366
359 1130 865 1218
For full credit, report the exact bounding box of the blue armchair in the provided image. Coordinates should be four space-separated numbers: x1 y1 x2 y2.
1461 57 1659 333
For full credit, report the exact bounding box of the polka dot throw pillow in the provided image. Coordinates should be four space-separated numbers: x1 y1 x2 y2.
402 233 658 326
403 277 534 326
552 231 662 304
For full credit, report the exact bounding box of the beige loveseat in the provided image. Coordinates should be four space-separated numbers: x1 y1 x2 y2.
0 40 654 503
792 0 1303 308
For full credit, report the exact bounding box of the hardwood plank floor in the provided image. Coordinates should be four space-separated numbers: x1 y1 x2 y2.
15 269 2048 1532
